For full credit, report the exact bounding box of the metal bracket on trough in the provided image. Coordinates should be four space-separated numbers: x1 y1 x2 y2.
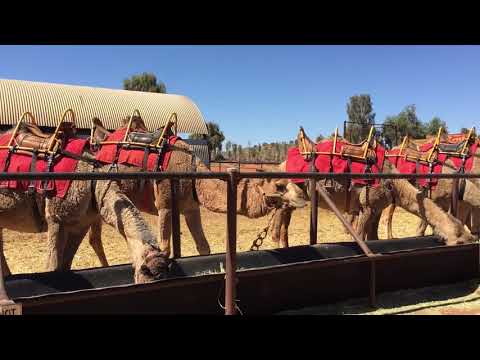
0 302 22 315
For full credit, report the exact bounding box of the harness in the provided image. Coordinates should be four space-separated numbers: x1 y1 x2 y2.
0 109 96 197
299 126 379 214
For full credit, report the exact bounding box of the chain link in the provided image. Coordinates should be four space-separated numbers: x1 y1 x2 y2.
249 207 278 251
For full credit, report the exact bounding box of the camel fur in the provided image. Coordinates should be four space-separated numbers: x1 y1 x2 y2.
0 129 169 299
84 118 306 262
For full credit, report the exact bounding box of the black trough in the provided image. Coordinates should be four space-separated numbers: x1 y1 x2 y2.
5 236 479 314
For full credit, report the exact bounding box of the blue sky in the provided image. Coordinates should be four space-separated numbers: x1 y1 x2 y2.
0 45 479 145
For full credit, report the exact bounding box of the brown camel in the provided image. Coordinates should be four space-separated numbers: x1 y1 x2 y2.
382 136 480 239
82 118 306 263
268 127 477 248
0 126 169 302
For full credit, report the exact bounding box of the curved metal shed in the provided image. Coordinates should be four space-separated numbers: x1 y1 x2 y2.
0 79 208 134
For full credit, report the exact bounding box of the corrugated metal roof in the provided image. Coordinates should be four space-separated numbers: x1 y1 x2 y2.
183 139 210 168
0 79 208 135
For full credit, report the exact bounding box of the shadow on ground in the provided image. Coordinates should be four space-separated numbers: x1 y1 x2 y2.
277 279 480 315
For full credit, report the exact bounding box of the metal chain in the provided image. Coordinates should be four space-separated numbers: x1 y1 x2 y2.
249 207 278 251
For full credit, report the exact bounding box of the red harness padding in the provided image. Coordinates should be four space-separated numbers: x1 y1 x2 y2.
0 133 88 198
386 141 478 190
95 128 178 171
386 147 443 189
286 140 385 187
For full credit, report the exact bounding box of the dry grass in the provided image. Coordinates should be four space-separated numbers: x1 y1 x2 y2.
3 205 427 274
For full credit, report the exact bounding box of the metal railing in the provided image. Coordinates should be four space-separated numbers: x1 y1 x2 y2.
210 160 282 172
1 169 479 314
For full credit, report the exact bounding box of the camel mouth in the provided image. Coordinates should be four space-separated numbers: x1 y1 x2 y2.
287 198 307 208
264 192 307 209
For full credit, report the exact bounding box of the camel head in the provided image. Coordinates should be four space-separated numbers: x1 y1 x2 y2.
431 212 478 246
256 175 307 209
122 115 148 132
90 118 112 151
134 245 170 283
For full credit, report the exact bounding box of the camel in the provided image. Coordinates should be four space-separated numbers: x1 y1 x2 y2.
0 121 169 302
381 135 480 239
81 117 306 263
268 127 477 248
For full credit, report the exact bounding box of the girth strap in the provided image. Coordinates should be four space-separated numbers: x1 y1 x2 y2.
344 157 352 213
139 147 150 193
28 150 38 194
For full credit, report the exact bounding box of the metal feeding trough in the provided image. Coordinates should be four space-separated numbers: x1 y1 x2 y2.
4 236 478 314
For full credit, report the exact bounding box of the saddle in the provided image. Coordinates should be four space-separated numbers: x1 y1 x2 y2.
437 128 476 158
340 127 377 161
401 139 438 164
127 126 175 145
298 126 377 162
14 122 76 158
96 109 178 176
392 127 444 165
0 110 76 159
0 109 78 193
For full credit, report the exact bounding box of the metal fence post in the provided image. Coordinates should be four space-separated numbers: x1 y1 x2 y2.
225 167 238 315
451 178 459 218
309 158 318 245
170 178 181 258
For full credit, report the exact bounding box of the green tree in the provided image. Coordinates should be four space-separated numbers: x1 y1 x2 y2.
345 94 376 143
225 141 232 159
123 72 167 93
232 143 238 160
383 104 426 145
424 117 448 136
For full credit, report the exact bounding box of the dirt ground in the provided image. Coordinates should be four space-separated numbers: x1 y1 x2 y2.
2 205 427 274
3 190 478 315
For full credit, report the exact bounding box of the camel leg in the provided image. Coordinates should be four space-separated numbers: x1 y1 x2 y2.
343 213 356 235
45 220 67 272
269 208 283 245
0 229 11 278
469 207 480 235
415 219 428 237
183 206 211 256
366 211 381 240
386 204 395 239
158 208 172 258
62 225 91 270
88 219 109 267
279 207 293 248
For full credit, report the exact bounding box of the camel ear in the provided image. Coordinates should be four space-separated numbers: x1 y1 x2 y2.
92 117 104 128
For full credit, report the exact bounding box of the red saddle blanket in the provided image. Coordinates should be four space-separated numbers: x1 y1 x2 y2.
386 141 478 189
95 128 178 171
286 140 385 187
0 133 88 198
